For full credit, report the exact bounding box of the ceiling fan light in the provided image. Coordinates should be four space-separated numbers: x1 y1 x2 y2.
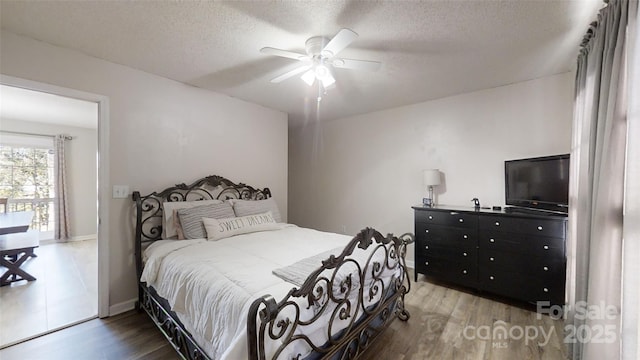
301 69 316 86
314 65 330 79
321 72 336 88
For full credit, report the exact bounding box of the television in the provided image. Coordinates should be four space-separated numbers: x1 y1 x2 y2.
505 154 570 213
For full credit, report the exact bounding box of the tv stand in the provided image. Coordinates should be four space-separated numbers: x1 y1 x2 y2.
412 205 567 307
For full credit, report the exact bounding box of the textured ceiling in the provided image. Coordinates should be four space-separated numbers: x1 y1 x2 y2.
0 1 601 126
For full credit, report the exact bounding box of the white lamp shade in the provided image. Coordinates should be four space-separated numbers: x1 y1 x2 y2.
423 169 441 186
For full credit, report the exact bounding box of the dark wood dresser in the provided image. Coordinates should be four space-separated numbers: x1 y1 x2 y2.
413 205 567 306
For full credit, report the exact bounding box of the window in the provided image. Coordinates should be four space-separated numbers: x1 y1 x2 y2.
0 144 55 231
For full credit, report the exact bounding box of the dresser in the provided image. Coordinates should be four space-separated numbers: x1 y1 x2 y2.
413 205 567 306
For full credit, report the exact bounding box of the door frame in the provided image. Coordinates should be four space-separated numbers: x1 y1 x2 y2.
1 74 110 318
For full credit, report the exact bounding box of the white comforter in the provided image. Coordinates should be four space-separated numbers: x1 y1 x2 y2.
141 224 355 360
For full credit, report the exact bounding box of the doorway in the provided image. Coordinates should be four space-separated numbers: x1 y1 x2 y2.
0 75 109 347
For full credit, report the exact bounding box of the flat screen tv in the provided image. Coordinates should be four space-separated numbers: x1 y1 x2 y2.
505 154 570 213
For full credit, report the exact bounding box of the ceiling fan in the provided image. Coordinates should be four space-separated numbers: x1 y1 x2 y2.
260 29 381 93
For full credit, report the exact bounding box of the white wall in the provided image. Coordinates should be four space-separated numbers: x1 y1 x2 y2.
0 31 288 308
289 72 573 262
0 118 98 238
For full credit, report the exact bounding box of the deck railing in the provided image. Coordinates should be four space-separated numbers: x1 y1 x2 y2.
6 198 55 232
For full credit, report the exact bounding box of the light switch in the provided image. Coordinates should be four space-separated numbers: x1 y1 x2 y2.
113 185 130 199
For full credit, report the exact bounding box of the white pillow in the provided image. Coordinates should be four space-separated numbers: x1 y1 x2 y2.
162 199 223 239
203 211 280 241
232 198 282 222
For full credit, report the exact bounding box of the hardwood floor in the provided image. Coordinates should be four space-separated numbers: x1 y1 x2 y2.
0 272 568 360
0 239 98 347
365 275 568 360
0 310 175 360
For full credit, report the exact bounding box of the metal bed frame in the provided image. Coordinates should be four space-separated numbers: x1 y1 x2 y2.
132 175 413 360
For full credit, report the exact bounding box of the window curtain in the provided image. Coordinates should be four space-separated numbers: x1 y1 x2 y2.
621 1 639 358
567 0 638 359
54 134 70 241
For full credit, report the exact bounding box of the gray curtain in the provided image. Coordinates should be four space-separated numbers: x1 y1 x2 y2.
621 1 639 359
54 134 70 241
567 0 638 359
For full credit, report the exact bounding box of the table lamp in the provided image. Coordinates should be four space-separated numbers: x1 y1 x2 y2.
423 169 441 207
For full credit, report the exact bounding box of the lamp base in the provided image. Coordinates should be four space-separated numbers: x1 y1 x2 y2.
427 186 436 207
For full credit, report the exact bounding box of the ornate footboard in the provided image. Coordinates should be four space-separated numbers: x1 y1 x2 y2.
248 228 414 360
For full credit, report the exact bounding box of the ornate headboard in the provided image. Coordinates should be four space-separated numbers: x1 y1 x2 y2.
132 175 271 280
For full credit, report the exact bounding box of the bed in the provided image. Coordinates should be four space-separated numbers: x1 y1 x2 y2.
133 175 413 360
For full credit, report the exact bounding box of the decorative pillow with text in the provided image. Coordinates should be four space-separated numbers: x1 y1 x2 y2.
202 211 280 241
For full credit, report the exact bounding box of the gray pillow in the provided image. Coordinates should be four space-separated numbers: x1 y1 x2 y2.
232 198 282 223
177 202 235 239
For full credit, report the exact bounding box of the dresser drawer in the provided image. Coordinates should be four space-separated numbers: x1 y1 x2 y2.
415 210 478 228
479 249 565 277
416 256 477 286
417 242 477 264
528 279 566 305
478 269 565 305
415 223 476 248
479 231 564 258
479 216 566 238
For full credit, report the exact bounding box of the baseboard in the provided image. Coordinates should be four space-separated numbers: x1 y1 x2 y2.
71 234 97 241
109 298 137 316
39 233 97 245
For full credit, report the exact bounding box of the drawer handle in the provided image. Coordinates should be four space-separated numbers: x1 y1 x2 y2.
463 235 468 239
543 266 549 271
425 245 429 250
543 245 549 250
463 252 468 256
425 261 429 266
537 226 543 231
495 221 500 226
489 238 495 243
490 257 495 261
428 215 433 220
489 276 495 280
425 229 429 233
459 218 464 223
462 270 468 274
543 288 549 293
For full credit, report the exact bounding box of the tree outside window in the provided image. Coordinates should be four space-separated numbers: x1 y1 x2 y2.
0 144 55 231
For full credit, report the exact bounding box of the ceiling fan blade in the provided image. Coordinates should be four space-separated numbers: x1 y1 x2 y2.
260 47 310 61
270 64 312 83
332 58 381 71
321 28 358 57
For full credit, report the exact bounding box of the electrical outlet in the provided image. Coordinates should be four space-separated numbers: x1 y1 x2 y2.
112 185 130 199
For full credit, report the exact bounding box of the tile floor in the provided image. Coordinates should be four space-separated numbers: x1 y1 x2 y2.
0 239 97 348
